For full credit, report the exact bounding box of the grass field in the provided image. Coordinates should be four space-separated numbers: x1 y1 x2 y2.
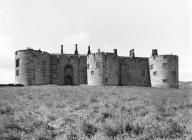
0 83 192 140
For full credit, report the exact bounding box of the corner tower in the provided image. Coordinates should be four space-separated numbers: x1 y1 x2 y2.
15 48 50 86
149 50 179 88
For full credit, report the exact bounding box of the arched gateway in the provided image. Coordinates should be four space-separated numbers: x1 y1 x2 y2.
64 65 73 85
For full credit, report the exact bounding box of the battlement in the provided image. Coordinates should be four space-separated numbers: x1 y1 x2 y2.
15 48 49 56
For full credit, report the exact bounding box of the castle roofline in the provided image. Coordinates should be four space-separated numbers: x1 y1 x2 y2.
50 53 86 57
15 48 49 55
149 54 178 58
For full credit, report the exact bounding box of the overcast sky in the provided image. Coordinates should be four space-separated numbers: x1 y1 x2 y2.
0 0 191 83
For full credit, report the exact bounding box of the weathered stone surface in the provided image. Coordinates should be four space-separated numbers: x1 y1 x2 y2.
15 48 178 88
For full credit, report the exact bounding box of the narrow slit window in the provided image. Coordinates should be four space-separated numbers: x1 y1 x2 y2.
16 70 19 76
87 64 89 69
153 71 157 76
149 65 153 69
16 59 19 67
91 71 94 75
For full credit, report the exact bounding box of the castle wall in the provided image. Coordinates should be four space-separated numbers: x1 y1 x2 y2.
68 56 79 85
50 55 67 85
79 56 87 84
149 55 178 88
104 53 119 85
50 54 87 85
15 47 178 88
15 49 50 85
119 57 151 86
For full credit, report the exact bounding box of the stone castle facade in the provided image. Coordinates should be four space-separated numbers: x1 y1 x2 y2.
15 44 179 88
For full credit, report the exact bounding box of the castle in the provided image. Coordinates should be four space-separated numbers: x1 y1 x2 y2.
15 44 179 88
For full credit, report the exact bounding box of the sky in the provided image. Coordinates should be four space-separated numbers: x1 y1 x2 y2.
0 0 191 83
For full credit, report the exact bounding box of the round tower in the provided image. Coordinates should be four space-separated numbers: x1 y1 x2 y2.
87 49 119 86
149 50 178 88
15 48 50 86
15 49 35 85
87 50 105 86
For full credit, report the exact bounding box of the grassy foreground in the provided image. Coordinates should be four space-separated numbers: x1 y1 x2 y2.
0 85 192 140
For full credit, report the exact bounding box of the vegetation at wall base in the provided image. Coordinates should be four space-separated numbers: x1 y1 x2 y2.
0 83 191 139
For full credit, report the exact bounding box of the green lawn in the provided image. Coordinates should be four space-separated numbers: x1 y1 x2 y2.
0 85 192 140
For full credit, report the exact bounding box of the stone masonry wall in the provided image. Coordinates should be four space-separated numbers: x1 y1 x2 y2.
104 53 119 85
119 57 151 86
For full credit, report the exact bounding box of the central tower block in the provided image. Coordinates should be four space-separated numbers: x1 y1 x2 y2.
87 49 119 86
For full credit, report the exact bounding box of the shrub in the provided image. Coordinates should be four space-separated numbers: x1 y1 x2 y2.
102 121 123 138
133 123 144 136
0 104 14 115
101 112 112 120
164 121 185 139
81 121 97 138
66 132 79 140
124 122 133 135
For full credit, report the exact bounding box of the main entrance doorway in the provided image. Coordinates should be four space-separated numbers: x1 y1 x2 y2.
64 76 72 85
64 65 73 85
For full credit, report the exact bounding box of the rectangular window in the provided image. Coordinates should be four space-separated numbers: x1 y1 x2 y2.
16 59 19 67
57 58 60 63
105 78 108 83
87 64 89 69
91 71 94 75
163 79 168 83
149 65 153 69
16 70 19 76
96 62 100 68
172 71 176 75
153 71 157 76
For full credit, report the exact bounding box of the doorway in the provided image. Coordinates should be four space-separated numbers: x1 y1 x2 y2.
64 65 73 85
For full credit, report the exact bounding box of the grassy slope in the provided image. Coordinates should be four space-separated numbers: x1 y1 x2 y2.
0 85 192 140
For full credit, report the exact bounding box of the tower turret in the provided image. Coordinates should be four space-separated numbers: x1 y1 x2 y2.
87 46 91 55
130 49 135 58
74 44 78 55
114 49 117 55
61 44 63 54
152 49 158 57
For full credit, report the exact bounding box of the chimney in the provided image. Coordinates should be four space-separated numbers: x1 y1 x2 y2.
87 46 91 55
114 49 117 55
61 44 63 54
74 44 78 55
152 49 158 57
130 49 135 58
98 49 100 53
